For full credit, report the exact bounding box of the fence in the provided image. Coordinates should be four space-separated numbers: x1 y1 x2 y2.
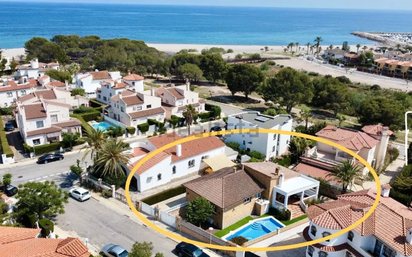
103 115 127 129
164 201 189 213
160 211 177 228
141 202 156 216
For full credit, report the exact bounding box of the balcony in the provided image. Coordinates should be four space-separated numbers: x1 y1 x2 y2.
304 146 355 166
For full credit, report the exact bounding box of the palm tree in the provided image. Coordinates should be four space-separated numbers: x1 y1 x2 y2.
300 108 312 132
183 104 198 135
362 46 368 51
356 44 361 53
283 48 288 54
94 139 130 177
306 42 311 54
288 42 294 52
314 37 323 56
295 42 299 52
310 46 314 54
329 44 333 50
327 160 363 193
81 126 106 163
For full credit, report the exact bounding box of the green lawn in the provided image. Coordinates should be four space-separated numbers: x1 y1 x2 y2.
214 214 308 238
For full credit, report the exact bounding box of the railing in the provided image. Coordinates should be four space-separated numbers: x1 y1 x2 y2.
300 200 308 213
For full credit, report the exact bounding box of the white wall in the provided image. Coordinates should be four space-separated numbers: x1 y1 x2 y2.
125 80 144 92
0 87 35 107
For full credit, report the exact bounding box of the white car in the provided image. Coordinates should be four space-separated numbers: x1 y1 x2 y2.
69 188 91 202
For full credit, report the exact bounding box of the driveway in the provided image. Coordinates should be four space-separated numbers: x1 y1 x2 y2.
1 115 26 161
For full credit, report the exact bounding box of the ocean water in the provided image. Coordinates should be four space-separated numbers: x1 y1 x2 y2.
1 2 412 48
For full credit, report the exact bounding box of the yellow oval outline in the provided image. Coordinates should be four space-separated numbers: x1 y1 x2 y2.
126 129 381 252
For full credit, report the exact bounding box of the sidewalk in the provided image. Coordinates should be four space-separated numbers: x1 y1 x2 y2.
54 225 100 255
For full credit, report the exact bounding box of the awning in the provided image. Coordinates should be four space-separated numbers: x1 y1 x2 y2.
203 154 235 171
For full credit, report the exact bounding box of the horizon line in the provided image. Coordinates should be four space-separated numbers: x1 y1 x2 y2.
0 0 411 11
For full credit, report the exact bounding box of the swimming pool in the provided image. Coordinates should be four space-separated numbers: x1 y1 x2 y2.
92 121 113 132
224 217 284 241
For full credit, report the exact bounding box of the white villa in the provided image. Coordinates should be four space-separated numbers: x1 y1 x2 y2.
323 49 347 60
14 58 60 80
225 112 293 160
15 98 82 147
106 89 165 129
0 78 40 107
124 132 226 192
75 70 121 98
296 125 392 183
155 83 206 119
96 72 144 105
18 87 88 109
304 186 412 257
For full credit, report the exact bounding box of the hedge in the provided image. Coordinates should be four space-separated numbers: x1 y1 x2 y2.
137 123 149 133
205 104 222 118
73 106 96 114
22 213 37 228
29 142 62 155
76 111 101 122
126 127 136 135
148 119 165 130
89 99 105 107
390 189 412 206
70 114 93 133
199 112 211 120
141 186 186 205
0 107 15 116
0 117 14 158
94 106 103 113
38 218 54 237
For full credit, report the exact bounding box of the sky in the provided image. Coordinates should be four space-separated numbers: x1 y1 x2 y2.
2 0 412 10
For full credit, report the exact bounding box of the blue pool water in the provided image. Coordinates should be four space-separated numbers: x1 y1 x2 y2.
226 218 284 241
92 122 113 132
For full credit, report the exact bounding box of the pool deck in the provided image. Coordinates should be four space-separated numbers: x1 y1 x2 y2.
248 222 308 248
223 217 284 241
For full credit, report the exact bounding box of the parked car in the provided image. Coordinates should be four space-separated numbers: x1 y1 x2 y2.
100 244 128 257
0 185 18 197
69 188 91 202
4 121 14 132
37 153 64 164
175 242 210 257
210 126 222 132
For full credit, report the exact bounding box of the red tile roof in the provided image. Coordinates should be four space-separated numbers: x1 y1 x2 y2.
131 147 150 157
35 89 57 100
26 126 62 137
361 125 393 137
48 81 66 87
128 151 171 175
0 79 38 92
18 93 36 102
166 88 184 99
54 119 82 128
123 74 144 81
122 95 144 106
112 82 128 89
0 227 40 245
148 132 181 149
243 162 300 180
90 71 111 80
128 107 165 119
23 103 47 119
316 125 380 151
295 163 338 185
43 99 73 110
38 75 49 81
307 189 412 256
111 89 136 102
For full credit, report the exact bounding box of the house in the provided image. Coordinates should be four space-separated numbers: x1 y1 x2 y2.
183 162 319 229
323 49 347 60
0 78 40 107
225 112 293 160
124 132 226 192
343 53 359 64
122 72 144 91
18 87 88 109
106 89 165 129
14 58 60 80
382 50 403 59
155 83 206 119
303 186 412 257
75 70 121 98
15 98 82 147
0 226 91 257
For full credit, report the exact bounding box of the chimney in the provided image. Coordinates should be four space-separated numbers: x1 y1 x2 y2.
406 228 412 244
382 126 389 136
186 79 190 91
118 92 122 99
381 184 391 197
278 173 284 187
65 80 69 91
233 167 237 173
151 86 155 97
176 144 182 157
333 126 338 131
275 166 281 176
127 69 131 75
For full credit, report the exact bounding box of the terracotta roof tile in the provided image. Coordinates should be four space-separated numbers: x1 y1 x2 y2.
295 163 339 185
112 82 128 89
48 81 66 87
316 125 380 151
24 103 47 119
131 147 149 157
183 167 265 209
128 151 171 175
361 125 393 136
43 99 73 110
123 74 144 81
35 89 57 100
166 88 184 99
53 119 82 128
128 107 165 119
0 227 40 244
56 238 89 256
243 162 300 180
18 93 36 102
90 71 111 80
122 95 144 106
38 75 49 81
111 89 135 102
148 132 181 149
0 79 38 92
26 126 62 137
178 103 200 111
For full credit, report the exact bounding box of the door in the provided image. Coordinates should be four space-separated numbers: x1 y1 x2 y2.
373 239 383 256
72 190 80 200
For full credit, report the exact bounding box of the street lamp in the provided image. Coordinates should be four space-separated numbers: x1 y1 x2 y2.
208 227 214 244
405 111 412 165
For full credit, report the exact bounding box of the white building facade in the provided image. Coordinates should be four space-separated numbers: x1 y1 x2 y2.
75 70 121 98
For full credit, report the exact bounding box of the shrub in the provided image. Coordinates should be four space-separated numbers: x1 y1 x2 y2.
75 137 87 145
273 155 292 167
266 60 276 66
73 106 96 114
226 142 240 151
32 142 62 156
227 49 234 53
141 186 186 205
96 116 104 122
38 218 54 237
21 213 37 228
0 107 14 115
388 147 399 163
199 112 211 120
268 208 291 221
76 111 101 122
279 65 284 68
94 106 103 113
304 198 322 207
248 151 265 160
370 84 381 90
230 236 248 246
308 72 319 76
138 123 149 133
336 76 351 84
210 106 221 119
250 53 261 59
127 127 136 135
390 189 412 206
70 165 83 177
101 189 112 198
264 109 277 116
235 54 243 59
89 99 105 107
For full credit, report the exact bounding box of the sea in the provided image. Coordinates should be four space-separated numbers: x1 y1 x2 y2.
1 1 412 49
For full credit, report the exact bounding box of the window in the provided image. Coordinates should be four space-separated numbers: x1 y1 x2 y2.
133 107 136 111
310 225 317 236
6 92 12 98
374 240 383 256
106 85 109 89
21 90 26 96
244 197 251 204
33 139 40 145
322 232 331 242
109 93 112 97
345 252 353 257
272 146 276 152
273 134 277 140
132 82 135 86
157 174 162 181
136 106 142 110
50 114 58 123
255 192 261 199
103 96 107 101
98 94 101 99
146 177 152 183
36 121 44 128
243 140 245 145
347 231 354 241
121 107 124 113
318 251 327 257
188 159 195 168
187 100 188 103
307 246 314 257
3 103 7 107
146 104 152 109
172 166 176 174
382 245 396 257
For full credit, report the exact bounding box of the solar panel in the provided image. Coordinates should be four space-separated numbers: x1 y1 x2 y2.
255 116 270 122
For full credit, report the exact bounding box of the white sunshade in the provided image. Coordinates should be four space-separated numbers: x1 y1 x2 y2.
276 176 319 195
203 154 236 171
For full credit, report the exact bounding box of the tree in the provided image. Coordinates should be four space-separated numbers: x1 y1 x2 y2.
288 137 311 163
225 64 264 99
177 63 203 82
300 108 312 132
62 132 80 148
82 125 106 163
199 54 227 84
264 46 269 52
235 54 243 59
356 44 361 52
24 37 49 60
295 42 299 52
67 62 81 75
314 37 322 56
261 68 313 113
70 165 84 183
327 160 363 193
186 197 214 226
183 104 198 135
2 174 12 187
306 42 310 55
9 57 18 72
94 139 129 177
129 241 163 257
358 53 366 64
312 77 351 117
106 126 125 138
288 42 294 52
71 88 86 96
408 142 412 165
342 41 350 52
45 69 72 83
16 181 69 219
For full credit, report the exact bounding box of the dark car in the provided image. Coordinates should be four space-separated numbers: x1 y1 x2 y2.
210 126 222 132
4 121 14 132
175 242 210 257
37 153 64 164
0 185 18 197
